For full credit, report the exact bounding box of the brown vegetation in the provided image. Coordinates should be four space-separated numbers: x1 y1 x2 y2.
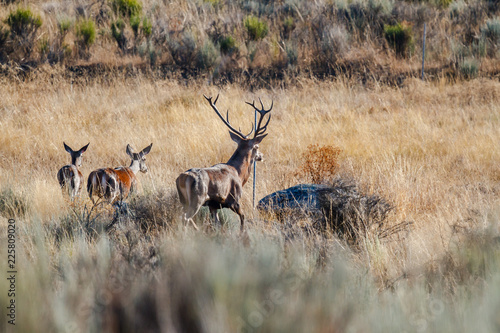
0 66 500 330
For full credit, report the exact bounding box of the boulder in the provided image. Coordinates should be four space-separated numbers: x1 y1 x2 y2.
258 179 393 239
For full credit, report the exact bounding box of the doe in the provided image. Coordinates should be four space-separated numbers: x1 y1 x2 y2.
57 142 90 200
87 144 153 204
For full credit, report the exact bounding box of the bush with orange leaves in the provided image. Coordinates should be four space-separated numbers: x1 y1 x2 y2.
296 144 342 184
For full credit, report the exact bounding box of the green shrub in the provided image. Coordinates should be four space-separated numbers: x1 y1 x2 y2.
219 35 238 55
130 15 152 39
459 58 479 78
435 0 453 8
4 8 42 61
76 19 96 48
58 18 72 36
197 39 219 70
130 15 141 37
142 17 152 38
111 19 127 51
5 8 42 37
112 0 142 17
384 22 414 58
244 15 268 41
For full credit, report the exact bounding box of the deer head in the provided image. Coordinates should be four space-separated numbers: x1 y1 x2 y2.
64 142 90 167
126 143 153 174
204 94 272 163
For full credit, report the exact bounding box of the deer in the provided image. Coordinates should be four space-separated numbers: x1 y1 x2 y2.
87 143 153 204
57 142 90 200
176 94 272 232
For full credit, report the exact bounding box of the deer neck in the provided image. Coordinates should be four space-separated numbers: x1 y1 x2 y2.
70 156 80 170
227 147 254 186
129 160 140 174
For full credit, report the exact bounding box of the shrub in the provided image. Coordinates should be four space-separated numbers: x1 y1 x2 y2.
4 7 42 61
142 17 152 38
434 0 453 8
286 43 298 66
169 31 197 68
295 144 342 184
130 15 152 40
76 19 96 48
111 19 127 52
130 15 141 38
203 0 222 7
5 8 42 37
460 58 479 78
39 37 49 57
244 15 268 41
283 16 295 39
384 21 414 58
58 18 72 37
320 25 349 66
219 35 238 55
128 188 180 232
481 17 500 44
197 39 219 70
112 0 142 17
257 179 395 241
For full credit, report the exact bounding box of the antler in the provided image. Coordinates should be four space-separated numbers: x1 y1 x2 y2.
245 98 273 138
204 94 254 139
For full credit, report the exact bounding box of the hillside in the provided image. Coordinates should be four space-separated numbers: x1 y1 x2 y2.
0 0 500 83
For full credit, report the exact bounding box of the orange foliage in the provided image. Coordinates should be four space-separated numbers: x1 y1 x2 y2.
296 144 342 184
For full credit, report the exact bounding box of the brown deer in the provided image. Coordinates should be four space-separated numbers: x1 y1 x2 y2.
176 94 272 231
87 144 153 204
57 142 90 200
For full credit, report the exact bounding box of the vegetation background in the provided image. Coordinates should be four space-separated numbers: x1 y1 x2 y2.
0 0 500 332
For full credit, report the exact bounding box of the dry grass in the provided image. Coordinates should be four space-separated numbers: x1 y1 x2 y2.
1 73 500 331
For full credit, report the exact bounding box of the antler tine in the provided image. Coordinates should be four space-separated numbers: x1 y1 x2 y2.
246 97 273 138
204 94 250 139
255 113 271 137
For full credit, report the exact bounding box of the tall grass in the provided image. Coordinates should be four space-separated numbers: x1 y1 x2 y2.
1 74 500 330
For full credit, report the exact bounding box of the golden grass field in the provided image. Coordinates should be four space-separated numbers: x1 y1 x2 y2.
1 71 500 332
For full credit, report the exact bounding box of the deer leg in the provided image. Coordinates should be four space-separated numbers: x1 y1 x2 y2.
230 202 245 232
184 203 203 231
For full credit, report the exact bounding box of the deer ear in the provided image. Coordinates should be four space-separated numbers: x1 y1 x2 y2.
126 144 134 158
140 143 153 156
253 134 268 145
79 142 90 154
229 131 242 144
63 142 73 154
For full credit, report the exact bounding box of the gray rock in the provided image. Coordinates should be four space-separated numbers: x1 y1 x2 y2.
258 179 393 239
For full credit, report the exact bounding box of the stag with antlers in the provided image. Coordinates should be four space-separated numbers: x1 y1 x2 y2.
176 94 273 232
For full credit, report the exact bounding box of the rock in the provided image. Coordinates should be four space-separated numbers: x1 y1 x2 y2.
258 179 393 239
